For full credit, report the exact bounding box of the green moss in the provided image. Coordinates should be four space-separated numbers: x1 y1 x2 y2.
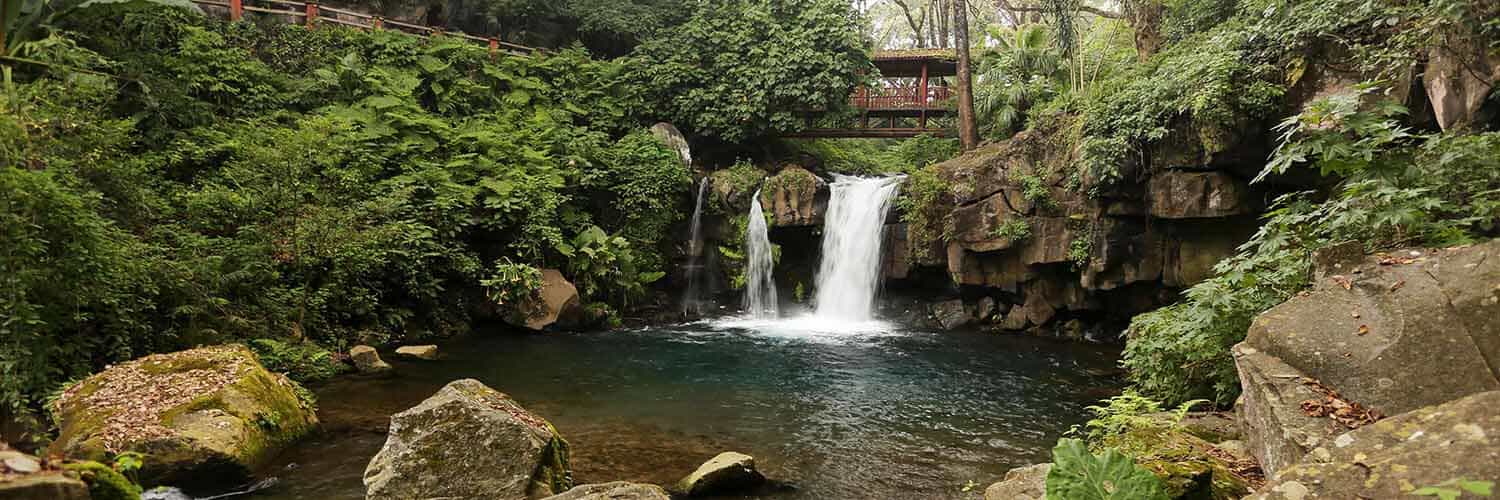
1105 427 1251 500
63 461 142 500
527 424 573 497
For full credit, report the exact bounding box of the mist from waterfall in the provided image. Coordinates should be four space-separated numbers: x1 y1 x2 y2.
743 190 779 318
813 175 905 321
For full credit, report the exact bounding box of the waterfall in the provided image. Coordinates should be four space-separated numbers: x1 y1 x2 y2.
813 175 905 321
681 177 710 316
743 190 779 318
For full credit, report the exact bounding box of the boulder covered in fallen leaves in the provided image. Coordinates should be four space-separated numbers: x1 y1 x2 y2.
364 379 572 500
1247 391 1500 499
1235 240 1500 474
47 344 318 489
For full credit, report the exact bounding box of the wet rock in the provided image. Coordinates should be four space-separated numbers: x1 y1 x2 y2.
983 463 1049 500
997 307 1029 331
543 481 671 500
760 166 826 227
61 460 142 500
0 451 89 500
509 269 584 331
393 345 438 361
349 345 391 373
48 345 317 489
975 297 996 322
673 451 764 497
1248 391 1500 500
930 299 973 331
1148 171 1251 219
1019 292 1057 327
364 379 571 500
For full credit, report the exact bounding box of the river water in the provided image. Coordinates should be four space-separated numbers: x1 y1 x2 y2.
245 320 1120 499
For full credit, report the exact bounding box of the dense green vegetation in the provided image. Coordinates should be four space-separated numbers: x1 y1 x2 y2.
0 0 871 422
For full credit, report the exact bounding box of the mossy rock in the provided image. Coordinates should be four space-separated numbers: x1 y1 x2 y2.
364 378 573 500
47 344 319 490
61 461 142 500
1105 426 1254 500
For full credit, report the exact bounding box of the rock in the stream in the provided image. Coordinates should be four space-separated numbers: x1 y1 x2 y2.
349 345 392 373
674 451 765 497
48 344 317 489
364 379 571 500
930 299 973 331
543 481 671 500
0 451 89 500
1248 391 1500 500
393 345 439 361
983 463 1049 500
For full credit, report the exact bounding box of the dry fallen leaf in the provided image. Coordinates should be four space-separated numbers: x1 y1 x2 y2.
1389 280 1405 292
1331 275 1353 290
1351 310 1361 319
1357 324 1370 336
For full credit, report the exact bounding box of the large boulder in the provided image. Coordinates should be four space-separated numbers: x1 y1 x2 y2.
983 463 1049 500
48 345 317 489
673 451 764 497
648 123 692 167
1248 391 1500 500
0 451 89 500
1423 38 1499 132
510 269 584 331
1235 239 1500 475
364 379 571 500
349 345 392 374
759 166 826 227
543 482 671 500
1245 241 1500 417
1147 170 1252 219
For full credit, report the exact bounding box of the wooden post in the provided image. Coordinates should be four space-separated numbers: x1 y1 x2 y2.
229 0 243 21
304 0 318 29
372 16 383 29
919 61 929 129
488 37 499 57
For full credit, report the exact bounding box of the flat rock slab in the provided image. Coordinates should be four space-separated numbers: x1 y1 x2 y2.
350 345 392 373
1232 344 1347 476
543 481 671 500
393 345 439 361
1248 391 1500 499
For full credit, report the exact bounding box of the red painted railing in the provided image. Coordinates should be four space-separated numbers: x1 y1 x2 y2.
191 0 540 56
850 85 950 110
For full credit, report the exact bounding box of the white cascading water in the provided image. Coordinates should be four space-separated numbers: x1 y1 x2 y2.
681 177 710 316
813 175 905 321
742 190 779 318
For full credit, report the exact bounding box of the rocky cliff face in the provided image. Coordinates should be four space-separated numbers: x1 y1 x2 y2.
852 117 1259 335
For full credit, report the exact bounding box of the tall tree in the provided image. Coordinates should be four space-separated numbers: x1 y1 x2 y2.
954 0 978 149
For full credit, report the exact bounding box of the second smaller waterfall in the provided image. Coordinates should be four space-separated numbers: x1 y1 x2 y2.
681 177 710 316
743 190 779 318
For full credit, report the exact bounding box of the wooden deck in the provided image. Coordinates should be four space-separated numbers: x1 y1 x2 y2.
793 50 957 139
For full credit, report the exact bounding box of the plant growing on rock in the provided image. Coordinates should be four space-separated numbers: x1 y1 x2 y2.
1046 438 1170 500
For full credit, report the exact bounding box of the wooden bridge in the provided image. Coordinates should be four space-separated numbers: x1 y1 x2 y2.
790 49 957 138
188 0 540 56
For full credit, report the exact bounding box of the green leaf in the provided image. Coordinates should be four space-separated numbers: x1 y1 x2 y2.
1045 439 1169 500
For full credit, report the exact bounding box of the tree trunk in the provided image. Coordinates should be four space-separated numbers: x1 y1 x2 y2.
1124 0 1163 62
954 0 978 150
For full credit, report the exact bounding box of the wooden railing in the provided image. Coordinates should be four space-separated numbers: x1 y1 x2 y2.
850 85 950 110
191 0 540 57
